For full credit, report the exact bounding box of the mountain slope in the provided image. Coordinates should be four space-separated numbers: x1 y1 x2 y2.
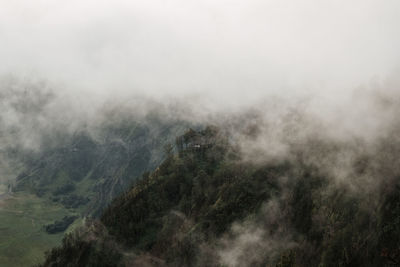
39 127 400 267
15 116 189 217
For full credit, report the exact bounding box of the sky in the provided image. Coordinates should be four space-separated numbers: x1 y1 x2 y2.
0 0 399 105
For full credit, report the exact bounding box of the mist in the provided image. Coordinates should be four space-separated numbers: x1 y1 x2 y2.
1 0 400 141
1 2 400 266
1 0 399 103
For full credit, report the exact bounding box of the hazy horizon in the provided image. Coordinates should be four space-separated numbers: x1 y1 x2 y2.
1 0 399 104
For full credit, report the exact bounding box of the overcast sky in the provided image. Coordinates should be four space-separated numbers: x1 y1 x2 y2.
0 0 399 103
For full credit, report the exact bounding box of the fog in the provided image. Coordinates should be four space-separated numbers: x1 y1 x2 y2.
1 2 400 266
1 0 400 176
1 0 399 104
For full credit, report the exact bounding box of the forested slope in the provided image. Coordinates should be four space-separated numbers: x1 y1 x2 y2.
39 127 400 266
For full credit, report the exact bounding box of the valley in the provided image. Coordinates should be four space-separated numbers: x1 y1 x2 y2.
0 192 80 266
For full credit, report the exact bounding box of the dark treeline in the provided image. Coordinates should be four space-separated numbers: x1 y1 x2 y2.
38 126 400 266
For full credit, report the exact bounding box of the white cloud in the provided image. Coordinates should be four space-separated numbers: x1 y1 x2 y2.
0 0 398 102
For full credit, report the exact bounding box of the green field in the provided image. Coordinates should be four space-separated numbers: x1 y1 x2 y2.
0 192 80 267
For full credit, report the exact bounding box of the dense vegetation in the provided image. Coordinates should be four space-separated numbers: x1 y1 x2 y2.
39 220 123 267
45 216 79 234
39 127 400 266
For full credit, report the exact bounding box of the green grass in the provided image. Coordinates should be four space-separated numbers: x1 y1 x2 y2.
0 192 80 267
0 184 7 194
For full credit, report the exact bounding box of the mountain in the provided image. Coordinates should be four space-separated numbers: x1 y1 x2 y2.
38 126 400 266
14 114 190 217
0 82 206 265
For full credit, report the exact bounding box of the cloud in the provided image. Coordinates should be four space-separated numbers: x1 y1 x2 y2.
0 0 399 103
1 0 400 195
218 199 297 267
